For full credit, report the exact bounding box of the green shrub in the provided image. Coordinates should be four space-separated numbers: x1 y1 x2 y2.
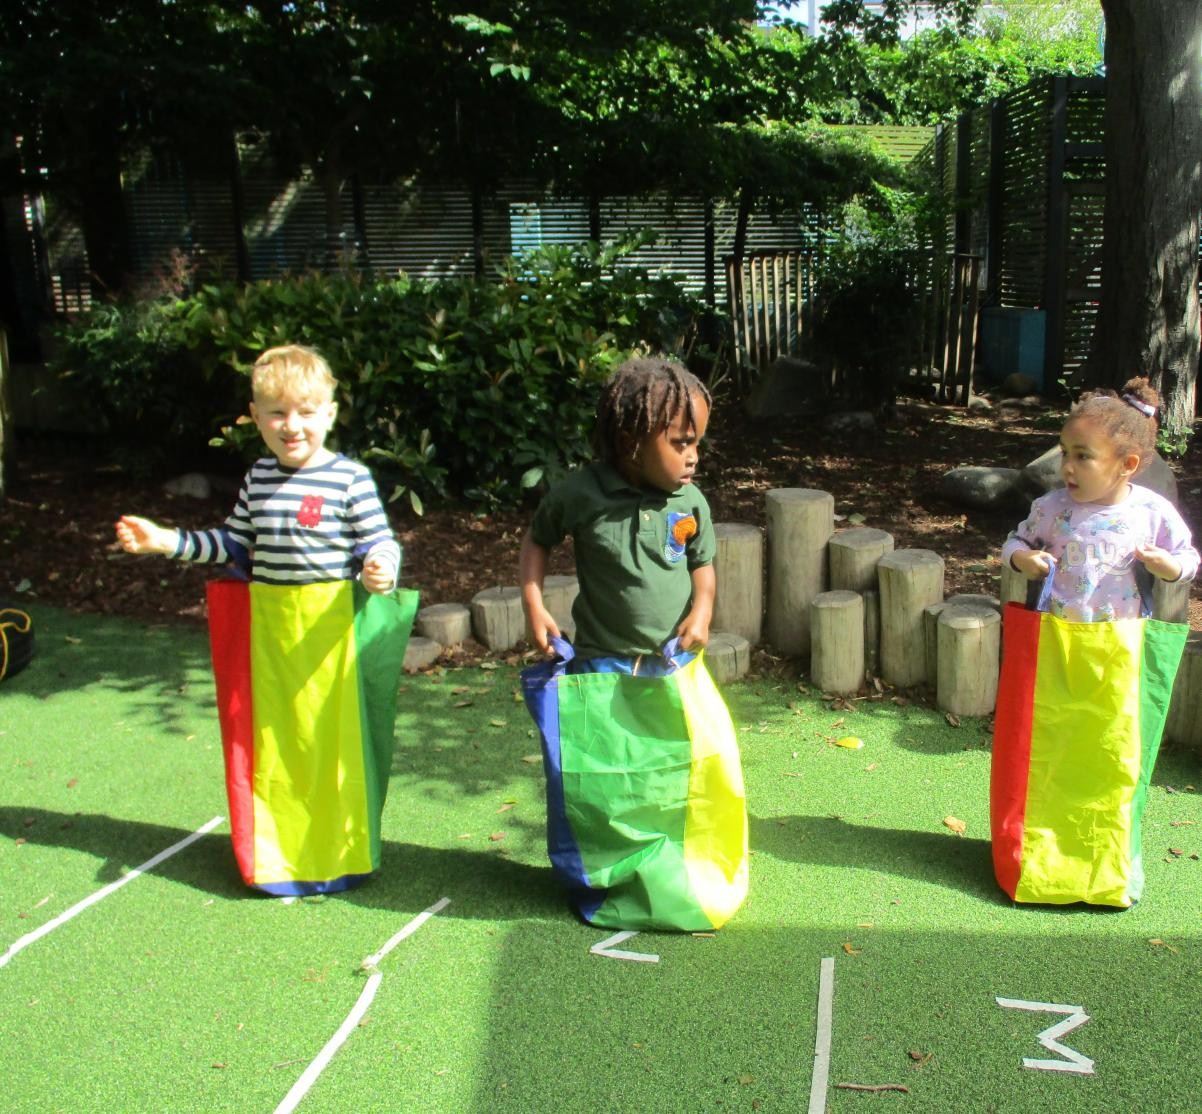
54 298 245 474
53 238 709 510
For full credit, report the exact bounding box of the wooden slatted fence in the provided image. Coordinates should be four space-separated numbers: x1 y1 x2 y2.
724 249 819 379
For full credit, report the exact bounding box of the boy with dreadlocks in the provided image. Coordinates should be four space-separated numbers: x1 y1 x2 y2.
520 356 715 664
517 356 747 932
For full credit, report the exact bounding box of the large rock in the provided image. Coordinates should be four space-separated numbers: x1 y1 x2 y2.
1001 373 1038 397
163 472 212 499
744 355 824 420
826 410 877 434
1021 444 1179 506
940 466 1026 510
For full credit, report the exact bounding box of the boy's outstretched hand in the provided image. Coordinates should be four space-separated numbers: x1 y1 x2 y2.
115 515 177 556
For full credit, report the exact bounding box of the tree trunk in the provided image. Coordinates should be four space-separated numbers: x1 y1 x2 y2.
1092 1 1202 436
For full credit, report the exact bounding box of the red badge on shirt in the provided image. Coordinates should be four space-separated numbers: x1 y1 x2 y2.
296 495 325 528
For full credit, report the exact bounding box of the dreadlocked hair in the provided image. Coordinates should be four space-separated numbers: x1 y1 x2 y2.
1069 376 1159 463
592 357 711 464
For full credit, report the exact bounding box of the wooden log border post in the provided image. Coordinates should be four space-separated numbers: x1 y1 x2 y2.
877 549 945 688
937 604 1002 717
713 523 764 646
810 590 865 696
766 489 834 657
1166 634 1202 753
829 527 894 593
924 595 1000 688
471 586 525 650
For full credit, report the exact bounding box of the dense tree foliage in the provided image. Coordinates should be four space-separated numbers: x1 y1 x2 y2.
1 0 1109 293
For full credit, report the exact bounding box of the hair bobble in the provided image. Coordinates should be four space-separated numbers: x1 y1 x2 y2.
1121 393 1156 418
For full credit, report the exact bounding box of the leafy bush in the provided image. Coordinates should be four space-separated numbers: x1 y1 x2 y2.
54 299 245 475
53 238 708 510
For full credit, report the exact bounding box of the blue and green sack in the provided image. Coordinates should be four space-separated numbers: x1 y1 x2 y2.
521 637 748 931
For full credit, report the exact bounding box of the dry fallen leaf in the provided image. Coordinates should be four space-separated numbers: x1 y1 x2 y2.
521 754 542 764
842 941 861 955
945 711 961 727
488 832 506 842
496 803 515 813
943 816 967 836
834 736 865 750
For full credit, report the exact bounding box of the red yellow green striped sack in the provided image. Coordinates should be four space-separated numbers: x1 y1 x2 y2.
990 602 1187 907
206 579 417 895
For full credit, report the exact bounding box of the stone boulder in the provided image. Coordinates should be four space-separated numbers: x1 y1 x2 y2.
1001 373 1038 397
940 466 1027 511
826 410 877 434
744 355 825 420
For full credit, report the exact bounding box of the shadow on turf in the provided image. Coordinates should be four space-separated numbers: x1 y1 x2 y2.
1 806 565 920
750 812 1007 903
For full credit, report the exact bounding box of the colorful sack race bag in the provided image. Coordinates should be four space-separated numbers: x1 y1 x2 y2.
0 608 34 682
521 636 749 931
206 579 418 895
991 571 1187 907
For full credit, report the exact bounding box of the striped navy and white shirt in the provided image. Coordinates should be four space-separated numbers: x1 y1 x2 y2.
172 455 401 587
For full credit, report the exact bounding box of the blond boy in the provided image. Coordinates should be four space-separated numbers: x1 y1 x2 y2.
117 345 399 591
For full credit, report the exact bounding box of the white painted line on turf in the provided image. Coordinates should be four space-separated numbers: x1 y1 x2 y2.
590 930 660 963
996 997 1094 1074
807 957 836 1114
0 815 225 970
274 971 383 1114
362 896 451 971
275 898 451 1113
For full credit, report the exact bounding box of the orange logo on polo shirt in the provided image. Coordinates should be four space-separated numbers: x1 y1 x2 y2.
297 494 325 528
665 512 697 563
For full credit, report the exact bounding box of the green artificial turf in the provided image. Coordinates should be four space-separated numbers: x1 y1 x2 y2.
3 604 1201 1112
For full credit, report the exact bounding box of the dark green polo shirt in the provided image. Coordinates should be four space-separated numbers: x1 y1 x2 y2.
530 462 716 660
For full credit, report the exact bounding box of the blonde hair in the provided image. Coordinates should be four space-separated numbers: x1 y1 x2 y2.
251 345 337 403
